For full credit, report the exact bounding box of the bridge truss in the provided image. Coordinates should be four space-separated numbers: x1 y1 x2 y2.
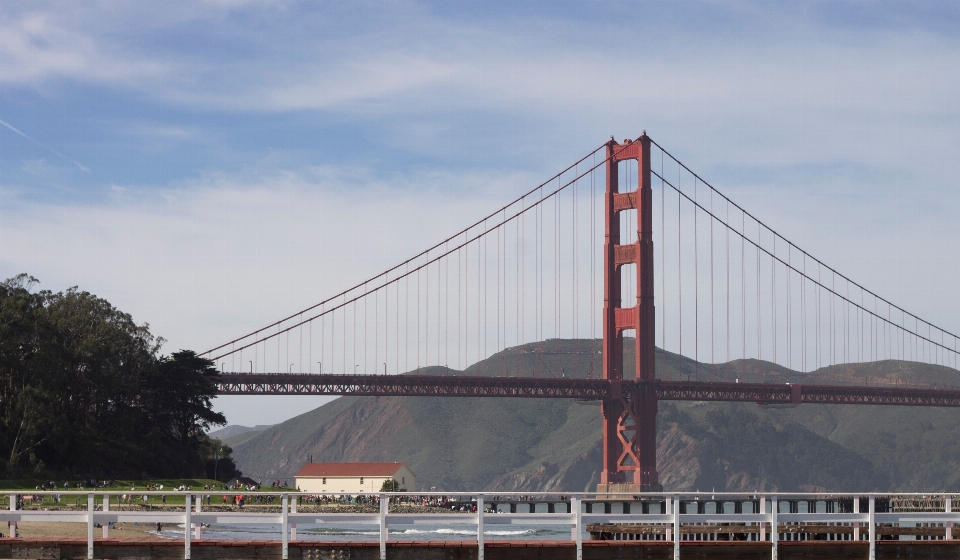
216 373 960 406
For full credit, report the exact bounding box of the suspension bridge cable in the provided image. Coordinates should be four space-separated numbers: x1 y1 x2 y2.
209 137 640 365
652 168 960 359
649 138 960 346
202 140 616 358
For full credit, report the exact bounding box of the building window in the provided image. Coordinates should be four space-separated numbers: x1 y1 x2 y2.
402 477 405 484
360 477 364 485
322 478 326 484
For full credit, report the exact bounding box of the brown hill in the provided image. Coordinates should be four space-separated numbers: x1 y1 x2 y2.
229 339 960 492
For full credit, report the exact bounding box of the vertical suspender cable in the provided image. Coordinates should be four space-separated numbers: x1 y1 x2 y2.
710 182 715 379
575 165 579 340
756 222 760 378
445 242 448 366
662 150 666 355
694 176 699 380
459 245 462 369
771 235 776 366
801 256 806 372
592 154 596 340
556 182 560 339
788 249 792 372
678 163 683 378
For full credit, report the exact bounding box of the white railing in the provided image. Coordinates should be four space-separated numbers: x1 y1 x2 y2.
1 491 958 560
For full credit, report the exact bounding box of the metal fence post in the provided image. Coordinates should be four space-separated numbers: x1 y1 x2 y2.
184 493 192 560
281 494 288 560
477 494 485 560
571 496 582 560
665 496 672 542
947 495 953 540
379 494 388 560
759 496 766 542
290 494 297 541
9 493 15 538
195 493 202 540
672 495 680 560
87 493 94 560
853 497 860 541
102 495 109 538
770 496 777 560
868 496 875 560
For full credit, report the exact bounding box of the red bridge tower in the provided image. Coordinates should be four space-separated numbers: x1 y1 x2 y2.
600 133 660 492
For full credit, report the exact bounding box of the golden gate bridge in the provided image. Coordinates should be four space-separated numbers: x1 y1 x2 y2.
202 133 960 492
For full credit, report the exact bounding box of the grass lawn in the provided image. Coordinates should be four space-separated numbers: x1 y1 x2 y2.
0 479 298 507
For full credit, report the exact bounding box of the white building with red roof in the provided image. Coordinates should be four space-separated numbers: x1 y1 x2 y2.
294 462 416 493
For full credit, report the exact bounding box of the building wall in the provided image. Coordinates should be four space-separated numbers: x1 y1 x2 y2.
296 467 416 493
296 475 392 494
393 465 416 490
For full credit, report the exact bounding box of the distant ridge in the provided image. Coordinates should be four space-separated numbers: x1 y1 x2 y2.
210 424 275 442
229 339 960 492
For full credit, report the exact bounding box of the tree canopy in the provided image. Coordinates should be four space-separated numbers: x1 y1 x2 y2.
0 274 234 479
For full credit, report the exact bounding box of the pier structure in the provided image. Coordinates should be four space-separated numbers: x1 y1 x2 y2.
2 491 960 559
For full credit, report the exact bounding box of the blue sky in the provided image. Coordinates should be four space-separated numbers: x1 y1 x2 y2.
2 1 960 425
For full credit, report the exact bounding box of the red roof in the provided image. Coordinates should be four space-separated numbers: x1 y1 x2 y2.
295 462 409 478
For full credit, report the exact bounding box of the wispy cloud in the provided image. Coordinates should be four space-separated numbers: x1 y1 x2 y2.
0 117 89 172
3 1 960 425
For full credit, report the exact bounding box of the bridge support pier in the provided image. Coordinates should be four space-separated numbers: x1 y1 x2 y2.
600 134 660 492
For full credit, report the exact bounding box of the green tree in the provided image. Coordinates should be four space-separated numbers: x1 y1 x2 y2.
379 478 401 492
153 351 225 446
204 440 241 482
0 274 229 479
146 351 226 476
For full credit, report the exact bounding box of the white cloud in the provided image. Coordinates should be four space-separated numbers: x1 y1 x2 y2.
0 164 538 425
4 1 960 424
0 10 167 87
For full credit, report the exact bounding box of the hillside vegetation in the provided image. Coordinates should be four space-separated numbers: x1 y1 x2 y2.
229 339 960 492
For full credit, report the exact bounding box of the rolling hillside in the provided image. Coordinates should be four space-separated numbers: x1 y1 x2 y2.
229 339 960 492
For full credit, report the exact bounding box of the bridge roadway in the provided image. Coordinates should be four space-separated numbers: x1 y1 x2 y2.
215 373 960 406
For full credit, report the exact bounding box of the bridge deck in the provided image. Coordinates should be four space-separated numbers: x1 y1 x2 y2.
215 373 960 406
